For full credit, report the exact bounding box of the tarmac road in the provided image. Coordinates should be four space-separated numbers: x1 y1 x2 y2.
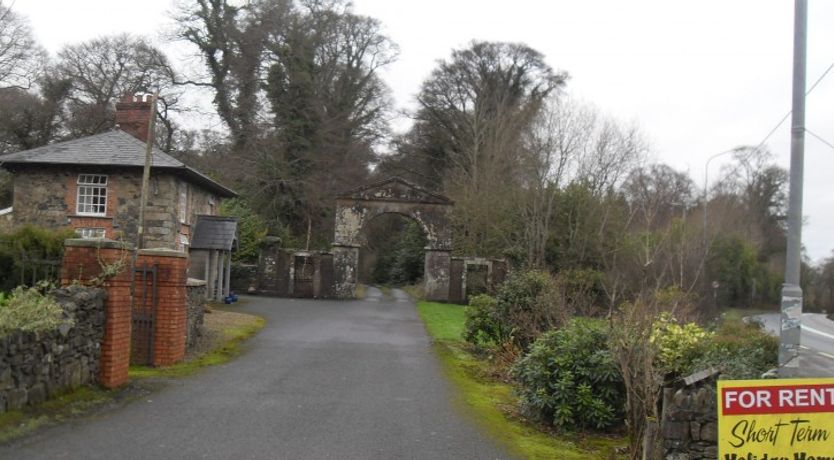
753 312 834 377
0 287 508 460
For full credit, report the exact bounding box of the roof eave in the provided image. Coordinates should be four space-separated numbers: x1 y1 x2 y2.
178 167 238 198
0 161 237 198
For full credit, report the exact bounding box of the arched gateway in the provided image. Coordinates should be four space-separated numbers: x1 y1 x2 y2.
332 177 453 301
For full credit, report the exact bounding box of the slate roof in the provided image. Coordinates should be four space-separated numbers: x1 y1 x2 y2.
190 215 239 251
0 130 236 197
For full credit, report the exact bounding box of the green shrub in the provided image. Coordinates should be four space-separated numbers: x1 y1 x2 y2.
688 317 778 379
513 318 624 430
650 313 712 376
463 294 500 345
220 198 269 263
0 225 75 292
556 268 605 316
463 270 568 350
0 284 69 337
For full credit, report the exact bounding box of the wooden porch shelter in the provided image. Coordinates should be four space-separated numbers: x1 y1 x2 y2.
189 215 238 301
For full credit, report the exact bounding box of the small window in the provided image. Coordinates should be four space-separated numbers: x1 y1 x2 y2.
76 174 108 215
77 228 106 239
179 233 190 251
178 183 188 223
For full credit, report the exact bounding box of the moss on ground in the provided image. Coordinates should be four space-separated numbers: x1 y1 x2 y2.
416 301 627 460
720 307 776 323
0 386 114 444
401 283 424 301
355 284 367 299
130 313 265 379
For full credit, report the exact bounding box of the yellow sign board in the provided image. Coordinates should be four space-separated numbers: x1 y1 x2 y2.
718 378 834 460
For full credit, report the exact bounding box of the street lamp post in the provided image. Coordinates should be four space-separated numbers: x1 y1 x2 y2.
779 0 808 377
702 148 739 250
671 201 688 286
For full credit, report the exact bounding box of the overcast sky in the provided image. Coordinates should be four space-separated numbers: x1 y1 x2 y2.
13 0 834 262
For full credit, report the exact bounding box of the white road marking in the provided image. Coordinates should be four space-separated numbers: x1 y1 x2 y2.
803 324 834 341
820 351 834 360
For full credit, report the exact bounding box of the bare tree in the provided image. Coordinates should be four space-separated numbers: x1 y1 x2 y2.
0 76 70 154
622 164 695 232
517 97 647 270
518 96 590 266
54 34 181 147
175 0 291 153
0 1 46 89
713 147 788 257
575 117 645 195
406 41 567 256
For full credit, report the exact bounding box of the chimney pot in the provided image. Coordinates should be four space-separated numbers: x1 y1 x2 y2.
115 93 153 143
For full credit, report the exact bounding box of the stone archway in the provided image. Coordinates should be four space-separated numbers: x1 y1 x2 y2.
332 177 453 301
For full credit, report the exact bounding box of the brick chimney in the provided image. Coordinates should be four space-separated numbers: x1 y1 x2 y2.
115 93 153 142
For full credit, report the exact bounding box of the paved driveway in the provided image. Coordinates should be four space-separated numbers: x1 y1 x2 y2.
0 288 508 460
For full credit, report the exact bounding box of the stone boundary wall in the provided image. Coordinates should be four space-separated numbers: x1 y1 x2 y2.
448 257 509 304
186 279 206 349
661 381 718 459
230 263 257 294
0 285 106 413
255 248 335 299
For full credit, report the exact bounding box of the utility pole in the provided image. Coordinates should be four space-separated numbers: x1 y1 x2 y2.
136 93 158 250
130 92 159 360
779 0 807 377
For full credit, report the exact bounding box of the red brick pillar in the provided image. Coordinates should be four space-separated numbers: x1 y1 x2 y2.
136 249 188 367
61 239 134 389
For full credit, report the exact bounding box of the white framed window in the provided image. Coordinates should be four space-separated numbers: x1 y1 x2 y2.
77 227 106 239
178 183 188 223
179 233 190 251
76 174 108 215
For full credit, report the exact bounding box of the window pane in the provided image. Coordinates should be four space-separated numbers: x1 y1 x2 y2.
76 175 107 215
77 228 105 239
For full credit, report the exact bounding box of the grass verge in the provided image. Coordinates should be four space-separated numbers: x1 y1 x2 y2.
0 386 115 444
402 283 424 301
721 307 776 321
417 301 626 460
355 283 367 299
130 311 265 379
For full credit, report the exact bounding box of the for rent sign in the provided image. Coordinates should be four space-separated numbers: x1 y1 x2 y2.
718 378 834 460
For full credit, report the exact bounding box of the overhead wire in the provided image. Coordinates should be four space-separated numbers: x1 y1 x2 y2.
749 58 834 154
806 129 834 152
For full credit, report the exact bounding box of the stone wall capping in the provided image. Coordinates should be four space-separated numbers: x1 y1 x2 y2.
682 367 721 386
186 278 207 287
137 248 188 258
